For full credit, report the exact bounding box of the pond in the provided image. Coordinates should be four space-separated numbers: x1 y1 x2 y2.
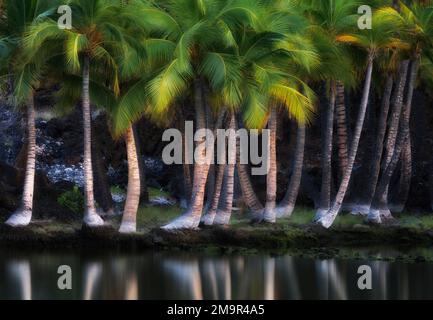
0 249 432 300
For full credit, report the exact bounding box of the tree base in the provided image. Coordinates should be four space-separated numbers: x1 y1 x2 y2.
83 212 105 227
5 210 32 227
201 213 216 226
119 221 137 234
275 205 294 218
162 213 200 230
349 204 370 216
213 210 231 226
315 210 337 229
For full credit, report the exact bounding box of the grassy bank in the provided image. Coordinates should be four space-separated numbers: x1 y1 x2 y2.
1 206 433 264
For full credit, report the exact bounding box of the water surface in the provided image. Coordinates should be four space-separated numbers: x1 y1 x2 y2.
0 250 432 300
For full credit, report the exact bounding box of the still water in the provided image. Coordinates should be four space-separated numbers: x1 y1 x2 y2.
0 250 432 300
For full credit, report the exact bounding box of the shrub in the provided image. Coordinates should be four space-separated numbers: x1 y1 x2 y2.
57 186 84 215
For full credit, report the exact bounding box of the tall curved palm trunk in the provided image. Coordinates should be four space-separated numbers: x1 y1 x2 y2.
119 126 141 233
335 81 348 178
82 55 104 227
317 56 374 228
276 123 305 218
163 78 212 230
6 94 36 227
214 113 237 225
368 59 419 223
263 108 278 223
315 81 336 220
383 60 410 170
353 74 393 215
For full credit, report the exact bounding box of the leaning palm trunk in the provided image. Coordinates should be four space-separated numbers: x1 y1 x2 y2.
163 79 212 230
368 59 419 223
315 81 336 220
202 163 225 225
395 136 412 212
119 126 141 233
263 108 278 223
214 113 237 225
317 56 374 228
6 94 36 227
276 123 305 218
382 60 410 171
352 74 393 215
237 126 264 218
82 55 104 227
335 81 349 178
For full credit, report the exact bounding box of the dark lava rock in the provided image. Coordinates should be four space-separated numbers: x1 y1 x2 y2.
0 161 77 222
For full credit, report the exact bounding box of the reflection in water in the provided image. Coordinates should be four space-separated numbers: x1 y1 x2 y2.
7 260 32 300
1 250 433 300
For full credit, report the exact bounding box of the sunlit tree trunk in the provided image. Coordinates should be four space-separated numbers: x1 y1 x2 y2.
315 81 336 220
133 125 149 205
368 59 418 223
6 94 36 227
276 123 305 218
214 113 237 225
352 74 393 215
318 56 374 228
263 108 278 223
82 55 104 227
163 78 212 229
119 126 141 233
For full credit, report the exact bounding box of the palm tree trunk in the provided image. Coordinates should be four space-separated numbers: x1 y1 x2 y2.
6 93 36 227
395 135 411 212
263 108 278 223
383 60 410 170
214 113 237 225
315 81 336 220
237 119 263 217
92 121 114 215
353 74 393 215
133 125 149 204
202 109 227 225
163 78 212 229
368 59 418 223
119 126 141 233
276 122 305 218
317 56 374 228
335 81 348 178
82 55 104 227
202 163 225 225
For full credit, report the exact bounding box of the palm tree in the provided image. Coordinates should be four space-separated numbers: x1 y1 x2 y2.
317 6 407 228
213 112 237 225
25 0 136 227
368 1 433 223
2 0 60 227
275 122 305 218
301 0 358 220
113 0 282 229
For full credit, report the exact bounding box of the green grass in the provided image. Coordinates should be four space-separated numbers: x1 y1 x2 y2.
147 187 172 199
397 214 433 230
136 205 181 230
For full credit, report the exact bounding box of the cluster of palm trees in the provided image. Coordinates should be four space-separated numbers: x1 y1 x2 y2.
0 0 432 233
